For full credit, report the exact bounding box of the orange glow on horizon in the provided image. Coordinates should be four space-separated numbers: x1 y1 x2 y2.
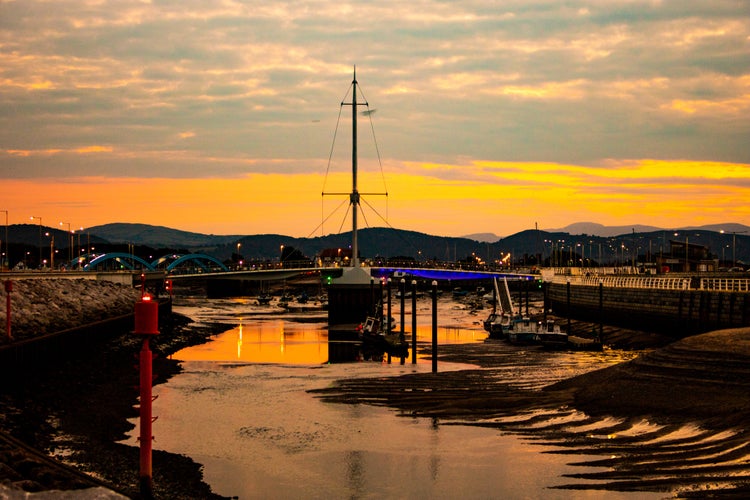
1 158 748 237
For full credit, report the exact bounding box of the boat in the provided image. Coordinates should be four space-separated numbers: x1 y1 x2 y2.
535 320 568 349
506 316 540 345
357 311 408 360
483 277 515 339
256 293 273 305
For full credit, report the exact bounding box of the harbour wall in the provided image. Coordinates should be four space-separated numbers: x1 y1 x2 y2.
546 280 750 336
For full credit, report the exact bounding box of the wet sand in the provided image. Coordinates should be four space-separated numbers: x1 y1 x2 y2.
311 325 750 497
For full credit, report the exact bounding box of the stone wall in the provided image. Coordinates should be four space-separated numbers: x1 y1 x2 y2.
546 282 750 336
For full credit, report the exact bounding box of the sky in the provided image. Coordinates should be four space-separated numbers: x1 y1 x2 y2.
1 0 749 238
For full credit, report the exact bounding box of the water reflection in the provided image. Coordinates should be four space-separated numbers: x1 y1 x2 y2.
140 299 662 499
172 321 487 365
174 319 331 364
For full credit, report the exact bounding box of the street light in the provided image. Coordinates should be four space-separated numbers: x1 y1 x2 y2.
45 232 55 269
60 221 72 266
30 216 42 269
1 210 7 271
721 230 748 268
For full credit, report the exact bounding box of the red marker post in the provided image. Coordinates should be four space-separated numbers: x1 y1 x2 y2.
134 295 159 498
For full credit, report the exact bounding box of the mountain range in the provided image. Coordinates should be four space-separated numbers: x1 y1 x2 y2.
5 222 749 266
464 222 750 242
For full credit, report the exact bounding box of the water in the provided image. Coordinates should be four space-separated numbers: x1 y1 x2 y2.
122 296 661 499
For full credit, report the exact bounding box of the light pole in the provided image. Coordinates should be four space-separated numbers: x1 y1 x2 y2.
45 232 55 269
60 221 72 266
1 210 7 271
30 216 42 269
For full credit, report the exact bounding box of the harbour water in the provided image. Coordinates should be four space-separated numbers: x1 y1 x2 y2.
122 295 660 499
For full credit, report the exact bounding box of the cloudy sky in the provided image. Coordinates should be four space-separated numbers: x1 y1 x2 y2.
1 0 748 238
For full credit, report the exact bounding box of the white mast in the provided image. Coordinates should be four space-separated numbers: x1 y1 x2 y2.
350 67 360 267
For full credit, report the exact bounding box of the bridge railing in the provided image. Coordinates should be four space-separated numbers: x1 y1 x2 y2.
547 275 691 290
699 278 750 292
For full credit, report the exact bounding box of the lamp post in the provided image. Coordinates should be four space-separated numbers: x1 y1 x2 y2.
30 216 42 269
45 232 54 270
60 222 72 266
1 210 7 271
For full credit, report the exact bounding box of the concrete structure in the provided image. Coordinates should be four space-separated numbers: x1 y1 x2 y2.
545 274 750 336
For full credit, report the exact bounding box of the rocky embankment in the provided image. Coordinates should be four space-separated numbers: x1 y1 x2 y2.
0 278 142 344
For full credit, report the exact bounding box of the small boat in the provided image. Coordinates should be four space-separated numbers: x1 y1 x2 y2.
483 277 515 339
536 320 568 349
483 311 511 338
358 313 408 360
506 316 540 345
256 294 273 305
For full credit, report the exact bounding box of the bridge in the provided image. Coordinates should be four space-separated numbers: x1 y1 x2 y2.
72 252 229 273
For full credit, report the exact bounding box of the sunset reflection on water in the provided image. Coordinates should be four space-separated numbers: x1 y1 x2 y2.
170 315 486 365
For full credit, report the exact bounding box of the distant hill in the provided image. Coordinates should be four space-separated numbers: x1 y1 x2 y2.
546 222 662 237
546 222 750 237
8 221 747 267
461 232 501 243
87 223 242 249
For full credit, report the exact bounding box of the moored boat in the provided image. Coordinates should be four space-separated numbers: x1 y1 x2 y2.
536 320 568 349
506 316 540 345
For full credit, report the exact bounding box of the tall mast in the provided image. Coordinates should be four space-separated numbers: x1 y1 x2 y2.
350 67 360 267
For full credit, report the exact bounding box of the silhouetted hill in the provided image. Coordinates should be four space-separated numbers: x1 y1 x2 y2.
6 222 747 268
87 223 242 249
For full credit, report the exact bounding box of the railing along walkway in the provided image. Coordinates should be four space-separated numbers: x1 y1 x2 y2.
548 275 690 290
547 274 750 292
699 278 750 292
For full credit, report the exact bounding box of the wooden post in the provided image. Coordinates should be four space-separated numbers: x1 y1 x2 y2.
387 278 392 335
598 280 603 342
566 279 571 334
431 280 438 373
411 280 417 364
399 278 405 342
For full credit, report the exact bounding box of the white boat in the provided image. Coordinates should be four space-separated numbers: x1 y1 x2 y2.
535 320 568 349
506 316 540 345
483 277 515 339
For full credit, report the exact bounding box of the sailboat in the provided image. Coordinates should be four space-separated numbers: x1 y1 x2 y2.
483 277 513 338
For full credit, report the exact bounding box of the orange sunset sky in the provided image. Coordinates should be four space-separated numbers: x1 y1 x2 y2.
1 2 748 237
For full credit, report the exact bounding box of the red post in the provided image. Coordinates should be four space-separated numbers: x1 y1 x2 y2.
4 280 12 341
134 296 159 498
139 336 154 497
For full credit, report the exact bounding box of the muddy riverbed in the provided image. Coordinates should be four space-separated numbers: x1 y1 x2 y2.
2 293 749 498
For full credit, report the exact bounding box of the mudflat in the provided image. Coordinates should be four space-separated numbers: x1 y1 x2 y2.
312 326 750 497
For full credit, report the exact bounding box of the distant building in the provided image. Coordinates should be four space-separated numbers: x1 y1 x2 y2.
656 240 717 273
319 247 353 264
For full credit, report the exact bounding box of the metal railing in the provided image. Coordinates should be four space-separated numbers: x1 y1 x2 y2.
547 274 691 290
547 274 750 292
699 278 750 292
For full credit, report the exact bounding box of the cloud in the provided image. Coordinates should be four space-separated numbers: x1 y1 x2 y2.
0 0 748 235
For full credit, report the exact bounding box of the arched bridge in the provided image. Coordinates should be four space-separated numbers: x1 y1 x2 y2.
78 253 228 272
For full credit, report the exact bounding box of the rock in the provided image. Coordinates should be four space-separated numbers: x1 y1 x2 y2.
0 279 142 344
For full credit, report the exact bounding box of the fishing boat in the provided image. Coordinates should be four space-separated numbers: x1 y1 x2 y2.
535 320 568 349
506 316 541 345
357 311 408 359
483 277 515 339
